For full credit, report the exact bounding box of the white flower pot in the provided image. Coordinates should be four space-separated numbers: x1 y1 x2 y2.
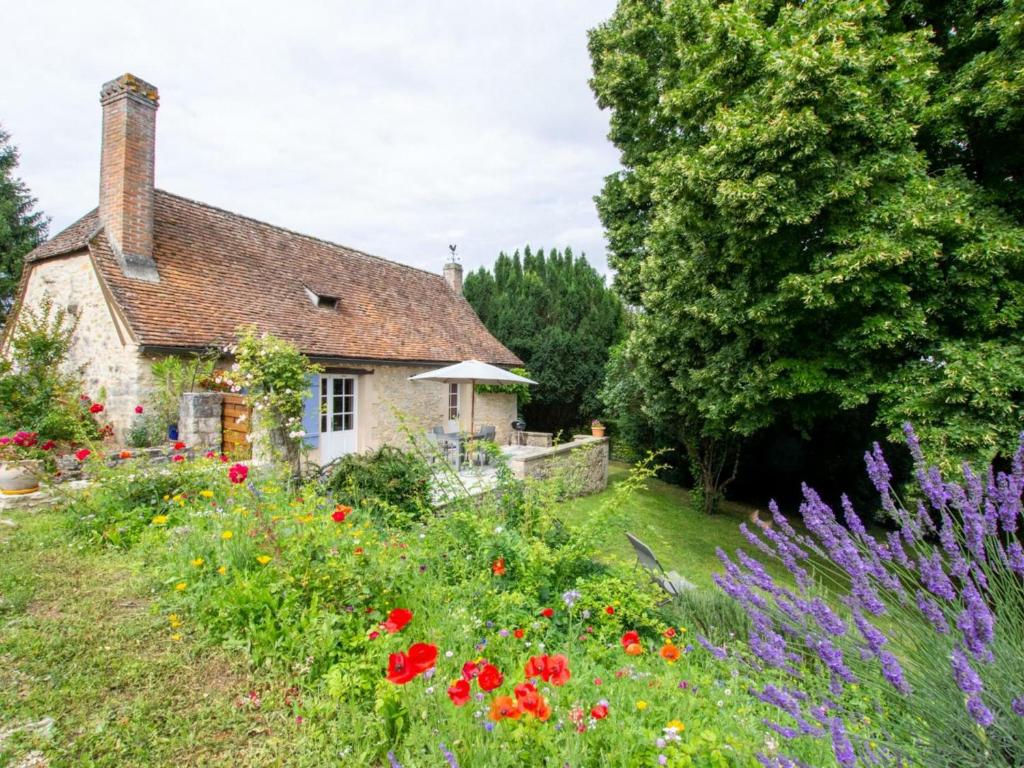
0 460 42 495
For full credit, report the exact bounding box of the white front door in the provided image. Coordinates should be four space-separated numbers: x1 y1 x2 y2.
320 375 358 461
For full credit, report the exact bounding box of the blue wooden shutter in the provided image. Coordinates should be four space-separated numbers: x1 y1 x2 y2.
302 374 320 448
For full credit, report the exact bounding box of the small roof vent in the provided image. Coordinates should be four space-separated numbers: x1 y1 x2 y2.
304 286 339 310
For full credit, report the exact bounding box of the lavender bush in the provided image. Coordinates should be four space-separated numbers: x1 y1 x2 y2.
712 425 1024 767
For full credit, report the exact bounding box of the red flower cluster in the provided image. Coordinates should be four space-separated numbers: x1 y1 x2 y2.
75 448 91 461
135 405 144 414
491 556 506 576
228 463 249 484
590 702 609 719
621 630 643 656
173 441 186 450
12 431 37 448
89 403 104 414
540 607 554 618
523 654 571 686
382 608 413 634
172 455 185 463
386 642 437 685
332 504 351 523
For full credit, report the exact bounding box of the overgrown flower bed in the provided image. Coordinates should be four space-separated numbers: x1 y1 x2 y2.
64 453 836 767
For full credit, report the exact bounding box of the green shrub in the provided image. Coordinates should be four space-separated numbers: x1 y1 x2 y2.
323 446 432 524
666 588 752 646
125 413 168 447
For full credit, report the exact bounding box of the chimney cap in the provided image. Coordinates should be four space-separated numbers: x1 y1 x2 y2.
100 73 159 108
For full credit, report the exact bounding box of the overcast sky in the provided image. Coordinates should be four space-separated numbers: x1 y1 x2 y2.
1 1 621 278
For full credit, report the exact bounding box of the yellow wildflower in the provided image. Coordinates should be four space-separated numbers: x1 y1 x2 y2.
217 565 227 575
171 633 183 642
221 531 233 540
175 582 187 591
256 555 272 565
162 494 170 501
168 613 182 628
199 490 214 498
295 513 314 524
191 557 204 567
667 719 685 731
636 700 648 711
172 494 183 503
151 515 169 526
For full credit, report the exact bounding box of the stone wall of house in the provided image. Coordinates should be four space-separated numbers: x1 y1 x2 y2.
507 435 609 496
360 364 517 450
13 251 154 441
178 392 223 451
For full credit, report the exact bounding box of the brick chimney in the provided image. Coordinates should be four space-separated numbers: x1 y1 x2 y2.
443 260 463 294
99 73 160 282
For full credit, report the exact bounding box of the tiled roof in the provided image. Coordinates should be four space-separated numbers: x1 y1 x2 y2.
31 191 521 367
24 208 99 262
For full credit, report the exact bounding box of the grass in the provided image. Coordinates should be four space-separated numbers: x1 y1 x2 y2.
0 506 313 767
559 461 769 589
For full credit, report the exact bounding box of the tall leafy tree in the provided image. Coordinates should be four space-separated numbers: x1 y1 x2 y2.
464 247 625 433
589 0 1024 512
0 125 47 327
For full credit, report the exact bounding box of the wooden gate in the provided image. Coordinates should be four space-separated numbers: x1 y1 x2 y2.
221 393 252 459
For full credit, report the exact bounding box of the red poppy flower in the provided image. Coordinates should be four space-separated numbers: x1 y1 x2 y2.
462 660 484 681
591 703 609 720
514 681 539 711
354 546 364 556
368 630 380 640
407 642 438 674
605 605 615 615
382 608 413 634
173 441 186 450
488 695 522 721
447 678 471 706
625 643 643 656
620 630 640 649
135 405 144 414
660 644 681 663
663 627 677 639
524 655 547 679
386 651 417 685
540 607 554 619
74 448 91 461
545 654 571 686
228 463 249 484
534 697 552 721
332 505 350 523
41 440 56 451
513 628 524 639
119 450 132 459
172 455 185 463
478 663 504 692
89 403 104 414
491 557 506 576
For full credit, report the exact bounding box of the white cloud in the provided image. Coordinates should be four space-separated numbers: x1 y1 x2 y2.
0 0 620 275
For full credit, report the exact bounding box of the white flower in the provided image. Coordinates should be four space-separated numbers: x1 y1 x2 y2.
494 526 503 534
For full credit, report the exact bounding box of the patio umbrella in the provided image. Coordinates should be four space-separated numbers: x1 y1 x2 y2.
409 360 537 434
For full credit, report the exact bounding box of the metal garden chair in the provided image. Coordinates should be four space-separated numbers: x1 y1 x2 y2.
626 532 696 603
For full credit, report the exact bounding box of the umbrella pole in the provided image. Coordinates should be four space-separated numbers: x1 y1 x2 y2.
470 380 476 435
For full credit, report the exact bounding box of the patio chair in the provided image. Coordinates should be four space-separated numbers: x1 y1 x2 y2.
472 425 497 465
625 532 696 603
426 427 459 468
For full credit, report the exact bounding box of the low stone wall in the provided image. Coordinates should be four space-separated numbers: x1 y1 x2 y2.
179 392 223 451
512 431 553 448
507 435 609 496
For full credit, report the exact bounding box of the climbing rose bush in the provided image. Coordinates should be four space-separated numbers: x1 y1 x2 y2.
713 425 1024 767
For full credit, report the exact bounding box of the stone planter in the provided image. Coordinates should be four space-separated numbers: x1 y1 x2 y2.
0 459 43 495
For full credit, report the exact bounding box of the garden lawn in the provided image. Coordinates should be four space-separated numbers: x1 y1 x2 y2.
559 462 770 589
0 505 311 767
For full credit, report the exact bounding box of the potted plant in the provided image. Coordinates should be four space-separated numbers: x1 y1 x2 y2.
0 431 46 495
591 419 606 438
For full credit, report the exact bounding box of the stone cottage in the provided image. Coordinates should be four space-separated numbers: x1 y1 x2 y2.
2 74 522 463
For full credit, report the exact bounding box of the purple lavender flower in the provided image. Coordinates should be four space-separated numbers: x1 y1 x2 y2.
966 695 995 727
1012 696 1024 717
915 590 950 633
697 634 728 660
439 743 459 768
878 650 910 694
387 752 403 768
950 647 983 695
830 717 857 768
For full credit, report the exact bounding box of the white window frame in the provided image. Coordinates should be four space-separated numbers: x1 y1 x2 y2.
448 382 460 422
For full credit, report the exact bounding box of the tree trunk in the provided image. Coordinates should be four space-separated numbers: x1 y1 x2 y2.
685 434 740 515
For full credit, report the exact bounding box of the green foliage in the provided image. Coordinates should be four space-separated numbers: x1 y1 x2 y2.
0 295 100 442
125 412 169 448
323 446 433 526
149 354 217 426
589 0 1024 494
218 326 320 466
463 246 625 432
475 367 534 407
0 124 48 328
